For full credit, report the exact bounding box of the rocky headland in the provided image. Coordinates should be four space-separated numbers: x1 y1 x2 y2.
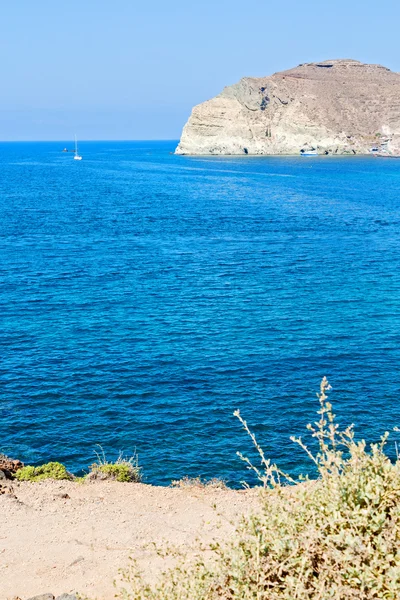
176 59 400 155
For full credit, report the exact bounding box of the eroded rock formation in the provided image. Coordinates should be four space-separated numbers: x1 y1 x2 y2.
176 59 400 155
0 454 23 479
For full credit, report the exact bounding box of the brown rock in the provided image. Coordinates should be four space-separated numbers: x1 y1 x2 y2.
0 454 24 480
176 59 400 155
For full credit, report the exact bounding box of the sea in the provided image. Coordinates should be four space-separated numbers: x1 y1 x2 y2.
1 140 400 486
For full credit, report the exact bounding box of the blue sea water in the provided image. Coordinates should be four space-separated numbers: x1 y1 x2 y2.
1 141 400 486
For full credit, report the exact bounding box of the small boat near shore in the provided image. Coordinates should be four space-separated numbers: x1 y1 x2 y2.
300 148 318 156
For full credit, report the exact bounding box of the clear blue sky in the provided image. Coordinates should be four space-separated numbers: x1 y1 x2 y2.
1 0 399 140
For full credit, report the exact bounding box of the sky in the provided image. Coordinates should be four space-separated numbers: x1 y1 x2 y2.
1 0 400 140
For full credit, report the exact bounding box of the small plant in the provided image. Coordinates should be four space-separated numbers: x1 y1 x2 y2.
171 476 227 490
87 446 141 483
15 461 73 482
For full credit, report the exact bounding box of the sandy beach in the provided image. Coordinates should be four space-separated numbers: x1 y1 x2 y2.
1 481 260 600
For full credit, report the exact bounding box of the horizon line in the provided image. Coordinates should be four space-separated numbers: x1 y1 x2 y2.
0 139 180 143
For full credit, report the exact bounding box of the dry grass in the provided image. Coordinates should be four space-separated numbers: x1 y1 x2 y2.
170 476 228 490
116 378 400 599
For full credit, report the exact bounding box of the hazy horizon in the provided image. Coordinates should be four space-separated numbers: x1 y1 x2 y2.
1 0 400 141
0 138 180 142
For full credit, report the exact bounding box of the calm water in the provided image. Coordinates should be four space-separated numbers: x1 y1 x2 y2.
1 141 400 486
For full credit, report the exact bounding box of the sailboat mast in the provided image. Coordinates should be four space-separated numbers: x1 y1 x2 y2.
73 133 82 159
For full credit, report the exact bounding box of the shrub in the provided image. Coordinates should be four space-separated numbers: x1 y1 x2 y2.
15 461 73 482
171 476 227 490
87 446 141 483
91 463 138 483
116 378 400 599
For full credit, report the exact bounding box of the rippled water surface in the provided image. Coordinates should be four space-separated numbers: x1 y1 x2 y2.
1 141 400 485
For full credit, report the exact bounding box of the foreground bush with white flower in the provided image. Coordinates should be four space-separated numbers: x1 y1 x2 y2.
117 378 400 599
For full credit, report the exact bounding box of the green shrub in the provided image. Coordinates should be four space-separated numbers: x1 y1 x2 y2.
94 463 138 482
87 447 141 483
117 378 400 599
15 461 73 482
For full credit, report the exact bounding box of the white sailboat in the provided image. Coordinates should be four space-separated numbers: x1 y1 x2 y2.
74 134 82 160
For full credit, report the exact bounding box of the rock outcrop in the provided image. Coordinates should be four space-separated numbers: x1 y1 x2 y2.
176 59 400 155
0 454 24 479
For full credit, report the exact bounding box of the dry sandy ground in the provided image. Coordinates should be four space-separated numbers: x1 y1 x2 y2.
1 481 260 600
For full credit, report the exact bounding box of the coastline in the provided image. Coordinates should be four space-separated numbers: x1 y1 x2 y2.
1 480 260 600
174 149 400 157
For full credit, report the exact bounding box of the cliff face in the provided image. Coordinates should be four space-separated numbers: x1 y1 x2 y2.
176 59 400 155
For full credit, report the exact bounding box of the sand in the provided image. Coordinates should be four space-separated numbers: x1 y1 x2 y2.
1 480 260 599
